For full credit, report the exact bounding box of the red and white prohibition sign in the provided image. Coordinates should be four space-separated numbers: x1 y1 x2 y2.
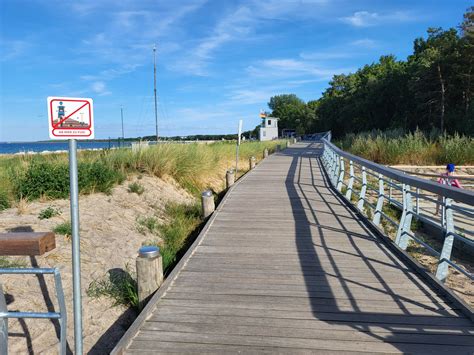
47 97 94 139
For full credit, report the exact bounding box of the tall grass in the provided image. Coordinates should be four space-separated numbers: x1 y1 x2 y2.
0 140 285 207
337 130 474 165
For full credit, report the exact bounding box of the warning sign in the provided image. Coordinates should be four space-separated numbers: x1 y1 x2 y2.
47 97 94 139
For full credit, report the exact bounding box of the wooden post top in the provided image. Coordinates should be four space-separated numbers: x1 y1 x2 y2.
0 232 56 256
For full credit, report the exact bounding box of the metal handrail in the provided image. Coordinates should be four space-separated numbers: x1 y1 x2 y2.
317 134 473 283
0 267 67 354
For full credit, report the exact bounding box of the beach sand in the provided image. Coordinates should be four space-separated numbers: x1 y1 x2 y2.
0 175 193 354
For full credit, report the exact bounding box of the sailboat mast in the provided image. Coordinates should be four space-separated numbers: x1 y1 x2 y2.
153 44 159 142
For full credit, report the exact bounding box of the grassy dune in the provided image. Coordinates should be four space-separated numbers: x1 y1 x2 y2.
0 140 286 208
336 130 474 165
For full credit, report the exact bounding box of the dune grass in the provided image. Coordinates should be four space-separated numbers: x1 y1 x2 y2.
336 130 474 165
0 140 285 207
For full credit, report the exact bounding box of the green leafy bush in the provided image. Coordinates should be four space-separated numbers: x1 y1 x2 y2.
136 216 159 235
38 206 61 219
128 182 145 195
14 160 124 200
0 190 10 211
53 221 72 238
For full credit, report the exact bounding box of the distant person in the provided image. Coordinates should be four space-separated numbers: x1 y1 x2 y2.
435 163 462 215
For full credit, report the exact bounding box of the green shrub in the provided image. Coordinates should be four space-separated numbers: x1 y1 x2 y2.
14 160 124 200
136 216 159 235
0 190 10 211
53 221 72 237
128 182 145 195
87 266 138 308
38 206 61 220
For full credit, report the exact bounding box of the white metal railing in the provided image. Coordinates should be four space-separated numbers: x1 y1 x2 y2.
0 268 67 354
317 132 474 283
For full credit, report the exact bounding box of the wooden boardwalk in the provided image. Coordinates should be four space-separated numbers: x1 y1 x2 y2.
118 143 474 354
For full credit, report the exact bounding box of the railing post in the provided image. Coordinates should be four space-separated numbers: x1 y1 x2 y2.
332 152 340 187
0 283 8 355
436 198 454 282
415 187 420 215
357 166 367 211
388 179 393 204
395 184 413 250
345 160 354 201
373 174 385 226
336 156 345 192
54 269 67 355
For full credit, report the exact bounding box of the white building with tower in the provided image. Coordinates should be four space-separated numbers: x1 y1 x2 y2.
259 113 279 141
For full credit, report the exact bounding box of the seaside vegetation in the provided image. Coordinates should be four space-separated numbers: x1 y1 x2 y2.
0 140 283 208
53 221 72 239
128 182 145 195
38 206 61 220
335 129 474 165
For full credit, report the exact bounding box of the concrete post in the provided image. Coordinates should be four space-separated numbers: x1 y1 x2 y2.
249 156 256 170
226 169 235 189
293 137 297 144
201 190 215 218
286 140 290 148
263 148 269 158
136 246 163 310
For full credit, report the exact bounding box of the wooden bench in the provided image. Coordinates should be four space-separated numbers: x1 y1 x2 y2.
0 232 56 256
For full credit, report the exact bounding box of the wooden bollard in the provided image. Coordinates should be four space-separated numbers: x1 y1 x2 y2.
136 245 163 310
201 190 215 218
226 169 235 189
249 156 256 170
263 148 268 158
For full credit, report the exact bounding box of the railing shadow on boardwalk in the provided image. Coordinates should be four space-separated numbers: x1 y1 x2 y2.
281 143 472 352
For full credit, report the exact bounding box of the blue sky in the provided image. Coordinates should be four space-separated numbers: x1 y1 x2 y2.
0 0 470 141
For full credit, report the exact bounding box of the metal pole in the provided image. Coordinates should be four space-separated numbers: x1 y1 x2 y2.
121 105 124 144
68 139 83 354
153 44 159 142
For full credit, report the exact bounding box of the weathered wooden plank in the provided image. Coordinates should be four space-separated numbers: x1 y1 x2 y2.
150 305 472 326
0 232 55 256
138 321 474 346
147 313 474 334
157 298 462 317
163 292 456 312
127 341 364 354
131 330 472 354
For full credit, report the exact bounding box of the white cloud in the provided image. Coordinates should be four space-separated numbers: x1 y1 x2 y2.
247 58 353 81
0 38 30 61
341 11 379 27
351 38 378 48
91 81 111 96
170 0 331 76
340 10 417 27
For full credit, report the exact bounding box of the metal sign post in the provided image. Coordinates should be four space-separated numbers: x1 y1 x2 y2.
68 139 82 354
48 97 94 354
235 120 243 174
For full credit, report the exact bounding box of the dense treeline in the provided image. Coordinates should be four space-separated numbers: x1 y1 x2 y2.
266 8 473 138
